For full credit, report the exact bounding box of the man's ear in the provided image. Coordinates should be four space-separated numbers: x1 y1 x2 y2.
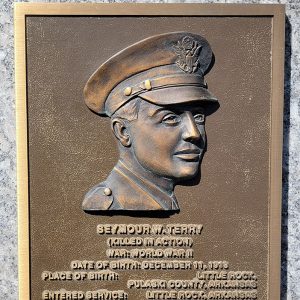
111 118 131 147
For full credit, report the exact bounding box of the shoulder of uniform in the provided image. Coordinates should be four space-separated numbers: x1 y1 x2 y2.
82 183 114 211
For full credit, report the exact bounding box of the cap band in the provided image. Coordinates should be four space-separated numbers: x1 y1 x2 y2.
107 74 207 115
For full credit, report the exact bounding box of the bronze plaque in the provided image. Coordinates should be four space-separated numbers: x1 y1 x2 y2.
15 4 285 300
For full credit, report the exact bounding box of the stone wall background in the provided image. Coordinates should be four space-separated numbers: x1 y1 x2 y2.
0 0 299 299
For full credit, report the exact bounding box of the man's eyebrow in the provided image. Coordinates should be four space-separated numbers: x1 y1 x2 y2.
147 106 204 117
148 107 173 117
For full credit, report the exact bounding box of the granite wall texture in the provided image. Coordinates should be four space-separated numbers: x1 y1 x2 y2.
0 0 299 299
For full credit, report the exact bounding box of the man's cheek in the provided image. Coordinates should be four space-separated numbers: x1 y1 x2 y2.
198 126 206 147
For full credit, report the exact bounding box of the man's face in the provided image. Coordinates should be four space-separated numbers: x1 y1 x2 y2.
128 100 207 180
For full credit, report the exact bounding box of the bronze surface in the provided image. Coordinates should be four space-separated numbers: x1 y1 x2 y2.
26 15 271 299
15 5 284 299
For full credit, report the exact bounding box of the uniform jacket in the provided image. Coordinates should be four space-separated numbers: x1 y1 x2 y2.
82 161 179 211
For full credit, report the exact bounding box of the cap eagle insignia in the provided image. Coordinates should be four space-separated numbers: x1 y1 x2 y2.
173 36 202 74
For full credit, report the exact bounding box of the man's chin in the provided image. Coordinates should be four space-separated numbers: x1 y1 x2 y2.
174 165 200 180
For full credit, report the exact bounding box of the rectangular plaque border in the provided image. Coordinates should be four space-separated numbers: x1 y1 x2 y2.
14 3 285 300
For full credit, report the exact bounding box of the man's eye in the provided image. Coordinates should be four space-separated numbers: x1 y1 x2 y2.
194 113 205 124
162 114 181 125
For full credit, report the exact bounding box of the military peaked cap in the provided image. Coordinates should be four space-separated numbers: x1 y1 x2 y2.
84 32 219 116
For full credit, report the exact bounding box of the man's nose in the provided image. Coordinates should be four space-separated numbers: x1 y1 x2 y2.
182 112 201 141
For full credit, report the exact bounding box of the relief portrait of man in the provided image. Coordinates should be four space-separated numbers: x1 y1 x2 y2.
82 32 219 213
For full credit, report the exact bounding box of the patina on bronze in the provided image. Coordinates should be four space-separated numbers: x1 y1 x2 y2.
82 32 219 212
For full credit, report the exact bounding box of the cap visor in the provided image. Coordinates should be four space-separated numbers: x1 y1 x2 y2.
139 86 219 115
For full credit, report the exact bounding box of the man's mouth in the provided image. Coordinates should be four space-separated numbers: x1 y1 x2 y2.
173 149 202 161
